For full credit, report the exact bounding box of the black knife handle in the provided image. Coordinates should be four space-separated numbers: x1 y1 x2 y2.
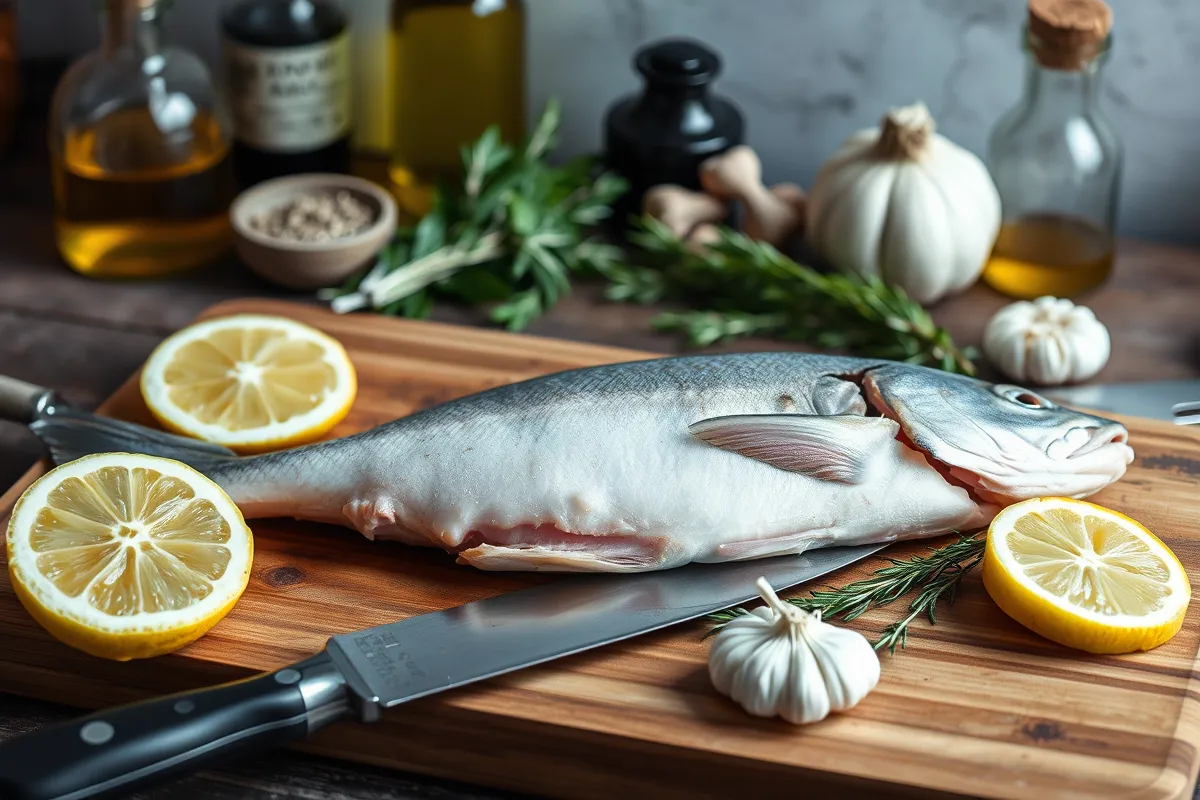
0 651 352 800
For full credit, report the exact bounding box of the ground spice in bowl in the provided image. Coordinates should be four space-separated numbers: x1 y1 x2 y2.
249 191 377 243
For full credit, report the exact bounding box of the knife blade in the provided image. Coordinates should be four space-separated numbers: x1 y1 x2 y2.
1044 379 1200 424
0 543 884 800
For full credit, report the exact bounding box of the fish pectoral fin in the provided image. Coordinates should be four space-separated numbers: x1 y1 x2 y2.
689 413 900 484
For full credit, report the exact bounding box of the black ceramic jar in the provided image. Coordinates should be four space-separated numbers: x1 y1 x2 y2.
603 38 744 227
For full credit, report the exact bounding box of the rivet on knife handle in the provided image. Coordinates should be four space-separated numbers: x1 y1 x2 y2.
0 375 56 424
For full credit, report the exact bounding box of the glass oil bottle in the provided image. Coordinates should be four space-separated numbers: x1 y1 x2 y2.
50 0 235 278
984 0 1122 299
388 0 524 218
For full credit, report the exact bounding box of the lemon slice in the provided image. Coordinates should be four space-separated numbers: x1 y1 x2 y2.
6 453 253 661
140 314 356 453
982 497 1190 654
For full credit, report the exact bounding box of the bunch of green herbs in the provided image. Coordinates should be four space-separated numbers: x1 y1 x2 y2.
321 99 628 330
602 218 975 374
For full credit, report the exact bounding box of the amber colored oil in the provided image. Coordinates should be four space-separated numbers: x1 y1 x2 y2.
983 213 1115 299
52 107 236 278
388 0 524 219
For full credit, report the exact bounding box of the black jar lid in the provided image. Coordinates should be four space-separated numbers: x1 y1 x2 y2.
635 38 722 87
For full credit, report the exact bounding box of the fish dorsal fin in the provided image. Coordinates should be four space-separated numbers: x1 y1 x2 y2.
688 414 900 484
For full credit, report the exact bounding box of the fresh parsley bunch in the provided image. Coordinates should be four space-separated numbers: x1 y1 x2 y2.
322 99 627 330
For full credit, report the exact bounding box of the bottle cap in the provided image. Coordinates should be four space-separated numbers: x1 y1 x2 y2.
635 39 721 87
1027 0 1113 70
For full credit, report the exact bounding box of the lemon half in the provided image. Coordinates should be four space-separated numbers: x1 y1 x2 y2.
140 314 356 454
6 453 253 660
983 497 1190 654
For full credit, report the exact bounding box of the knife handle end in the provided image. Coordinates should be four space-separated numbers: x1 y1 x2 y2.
0 652 349 800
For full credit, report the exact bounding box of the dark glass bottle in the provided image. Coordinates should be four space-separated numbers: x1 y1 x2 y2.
222 0 352 187
603 38 743 225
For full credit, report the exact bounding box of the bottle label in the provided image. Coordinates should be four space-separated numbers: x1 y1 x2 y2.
223 32 351 153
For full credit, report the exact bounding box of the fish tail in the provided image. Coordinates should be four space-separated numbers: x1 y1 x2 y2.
32 408 352 524
30 407 239 475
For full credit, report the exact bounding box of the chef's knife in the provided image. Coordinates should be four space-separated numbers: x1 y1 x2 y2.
1045 379 1200 424
0 542 884 800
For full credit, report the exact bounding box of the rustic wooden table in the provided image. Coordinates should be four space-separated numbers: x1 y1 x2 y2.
2 63 1200 799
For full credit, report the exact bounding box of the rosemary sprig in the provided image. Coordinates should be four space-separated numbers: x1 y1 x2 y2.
320 99 628 330
708 534 986 653
608 218 976 374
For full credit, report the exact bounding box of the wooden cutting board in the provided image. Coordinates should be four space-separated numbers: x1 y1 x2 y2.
3 298 1200 799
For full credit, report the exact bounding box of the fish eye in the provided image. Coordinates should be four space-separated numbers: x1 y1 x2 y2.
999 386 1054 409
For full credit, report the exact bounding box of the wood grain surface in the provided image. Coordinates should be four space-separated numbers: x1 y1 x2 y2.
2 298 1200 799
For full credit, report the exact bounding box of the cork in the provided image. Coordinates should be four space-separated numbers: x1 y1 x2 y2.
1028 0 1113 70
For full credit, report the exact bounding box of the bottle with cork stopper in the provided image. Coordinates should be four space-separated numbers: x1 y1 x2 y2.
983 0 1122 299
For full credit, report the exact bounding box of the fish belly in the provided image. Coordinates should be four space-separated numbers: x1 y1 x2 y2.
341 404 987 573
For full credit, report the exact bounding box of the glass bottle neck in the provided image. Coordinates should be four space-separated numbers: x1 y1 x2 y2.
1022 55 1105 116
103 0 163 58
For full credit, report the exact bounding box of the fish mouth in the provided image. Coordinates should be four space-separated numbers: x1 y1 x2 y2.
1061 423 1128 459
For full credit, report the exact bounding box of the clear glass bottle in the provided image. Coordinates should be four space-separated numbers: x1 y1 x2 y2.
0 0 15 154
388 0 524 218
50 0 235 278
983 0 1121 299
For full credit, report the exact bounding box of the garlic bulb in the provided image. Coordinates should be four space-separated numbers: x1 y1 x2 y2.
983 296 1110 386
708 577 880 725
807 102 1001 305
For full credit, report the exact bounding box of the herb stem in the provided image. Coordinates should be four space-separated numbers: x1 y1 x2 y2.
708 534 987 652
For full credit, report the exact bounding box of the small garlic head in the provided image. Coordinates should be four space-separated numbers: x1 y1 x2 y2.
708 578 880 725
983 296 1111 386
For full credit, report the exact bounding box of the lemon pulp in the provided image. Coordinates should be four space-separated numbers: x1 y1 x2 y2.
163 326 338 431
31 465 233 614
1005 506 1173 617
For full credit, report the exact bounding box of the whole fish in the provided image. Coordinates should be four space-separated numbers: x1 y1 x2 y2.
43 353 1134 572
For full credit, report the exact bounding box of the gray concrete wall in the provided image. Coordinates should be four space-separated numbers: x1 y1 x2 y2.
17 0 1200 243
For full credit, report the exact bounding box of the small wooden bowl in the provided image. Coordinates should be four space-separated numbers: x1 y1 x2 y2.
230 174 398 290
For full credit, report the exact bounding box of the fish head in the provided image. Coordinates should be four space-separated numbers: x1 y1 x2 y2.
862 365 1133 503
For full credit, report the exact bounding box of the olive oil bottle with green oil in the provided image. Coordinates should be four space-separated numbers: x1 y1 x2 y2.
388 0 525 218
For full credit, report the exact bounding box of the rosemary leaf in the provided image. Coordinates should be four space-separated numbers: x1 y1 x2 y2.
706 534 987 652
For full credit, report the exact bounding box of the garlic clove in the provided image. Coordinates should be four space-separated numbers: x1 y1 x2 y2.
784 632 827 724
